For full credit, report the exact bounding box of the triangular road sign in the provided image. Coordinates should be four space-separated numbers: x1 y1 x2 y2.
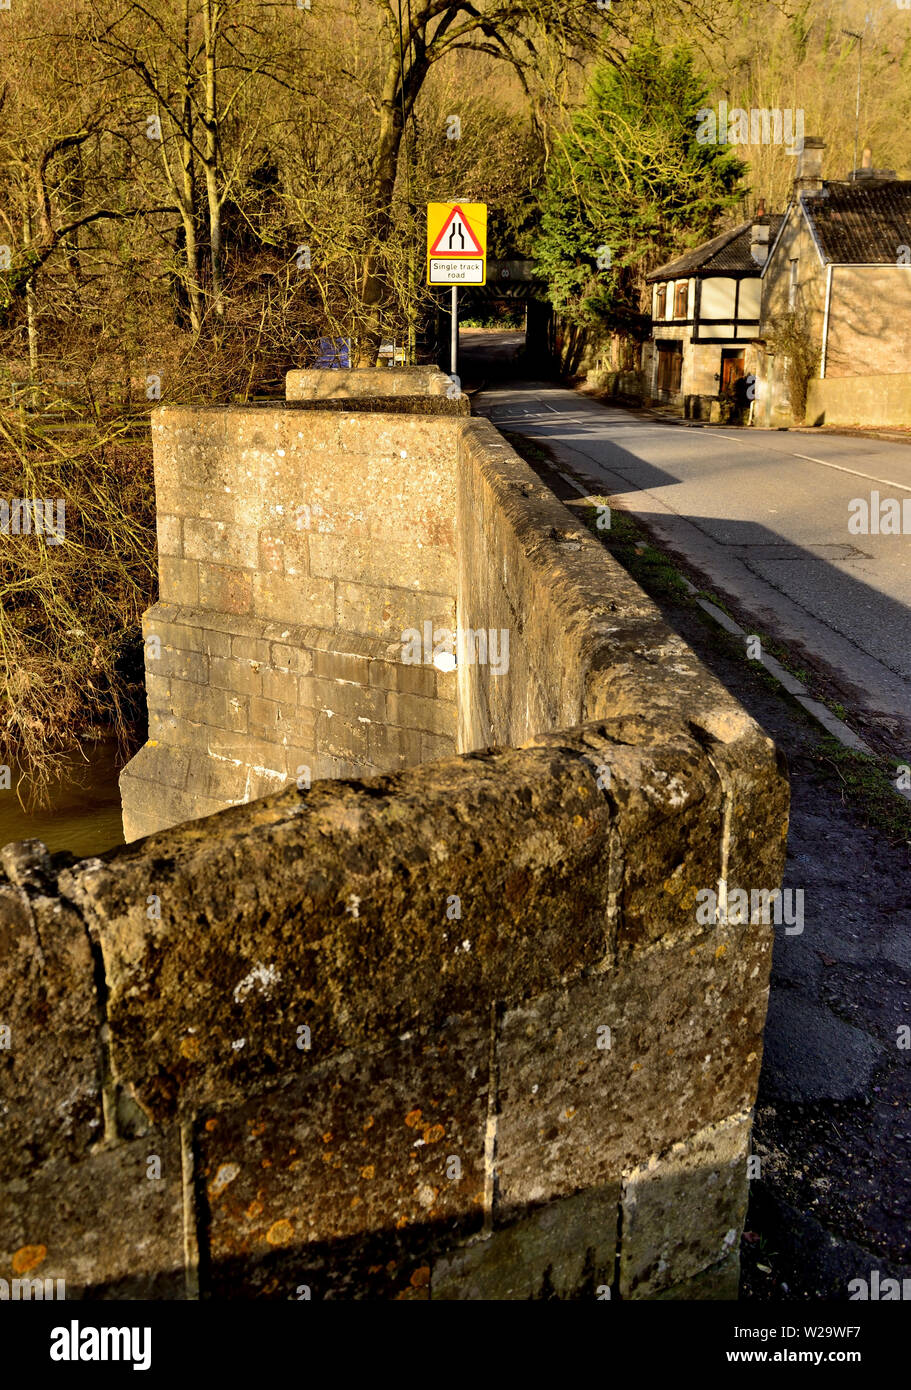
429 204 484 257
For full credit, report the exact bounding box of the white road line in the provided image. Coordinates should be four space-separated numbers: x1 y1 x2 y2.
713 431 911 494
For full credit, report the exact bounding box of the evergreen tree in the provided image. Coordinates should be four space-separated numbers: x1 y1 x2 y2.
535 42 747 339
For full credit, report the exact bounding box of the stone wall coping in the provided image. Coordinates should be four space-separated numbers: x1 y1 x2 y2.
286 366 454 400
457 417 780 745
40 716 762 1124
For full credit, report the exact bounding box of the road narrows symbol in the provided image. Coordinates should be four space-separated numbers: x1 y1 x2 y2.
429 205 484 257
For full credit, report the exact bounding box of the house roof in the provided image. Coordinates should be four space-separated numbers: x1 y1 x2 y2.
801 180 911 263
646 215 784 282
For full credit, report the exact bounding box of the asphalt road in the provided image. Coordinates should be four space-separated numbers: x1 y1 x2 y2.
474 380 911 752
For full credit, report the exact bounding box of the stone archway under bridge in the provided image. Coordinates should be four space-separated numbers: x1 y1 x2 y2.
436 260 555 382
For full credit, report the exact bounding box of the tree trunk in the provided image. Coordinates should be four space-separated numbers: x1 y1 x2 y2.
202 0 224 323
356 56 404 366
25 278 38 375
22 211 38 380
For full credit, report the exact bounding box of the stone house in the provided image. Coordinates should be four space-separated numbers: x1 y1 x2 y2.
750 139 911 427
643 211 782 419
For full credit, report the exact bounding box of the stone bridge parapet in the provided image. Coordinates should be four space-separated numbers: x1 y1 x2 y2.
0 369 788 1300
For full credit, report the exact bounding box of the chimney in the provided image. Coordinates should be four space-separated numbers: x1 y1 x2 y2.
848 145 896 184
794 137 825 196
750 223 770 266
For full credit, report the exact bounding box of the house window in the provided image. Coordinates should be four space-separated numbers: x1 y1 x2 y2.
788 259 799 310
654 285 667 319
674 282 688 319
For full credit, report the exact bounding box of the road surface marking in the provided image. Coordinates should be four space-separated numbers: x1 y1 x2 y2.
712 431 911 494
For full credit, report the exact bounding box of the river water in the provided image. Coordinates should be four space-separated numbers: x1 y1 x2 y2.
0 740 127 860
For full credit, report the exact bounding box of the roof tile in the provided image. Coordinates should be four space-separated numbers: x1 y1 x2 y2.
803 181 911 263
647 216 784 281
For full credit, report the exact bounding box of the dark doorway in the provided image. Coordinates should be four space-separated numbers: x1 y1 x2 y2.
656 341 683 394
721 348 746 393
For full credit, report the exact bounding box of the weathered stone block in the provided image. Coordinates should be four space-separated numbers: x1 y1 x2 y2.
526 727 727 950
367 723 423 770
0 874 102 1178
121 742 192 793
385 691 458 739
184 518 259 571
197 1015 488 1299
122 775 229 841
144 605 233 659
0 1131 186 1299
174 752 252 806
260 666 300 705
269 643 314 675
279 748 317 784
155 646 208 686
157 484 237 525
312 646 369 685
368 656 436 699
231 633 272 663
316 711 368 761
70 746 615 1122
249 696 312 742
159 556 199 607
156 513 182 558
495 922 771 1216
198 563 253 616
310 533 456 596
164 678 233 730
148 710 191 746
335 580 455 642
298 675 387 724
204 729 290 776
422 732 458 762
432 1184 620 1300
619 1112 751 1299
209 656 263 698
257 530 309 578
652 1253 740 1300
252 573 334 627
285 366 453 400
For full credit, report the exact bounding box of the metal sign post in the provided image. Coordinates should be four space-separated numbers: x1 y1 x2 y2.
451 286 458 377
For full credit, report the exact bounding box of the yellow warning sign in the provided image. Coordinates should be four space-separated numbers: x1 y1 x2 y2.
426 202 487 285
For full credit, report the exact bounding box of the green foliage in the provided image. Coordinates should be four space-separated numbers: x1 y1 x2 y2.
534 40 746 336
